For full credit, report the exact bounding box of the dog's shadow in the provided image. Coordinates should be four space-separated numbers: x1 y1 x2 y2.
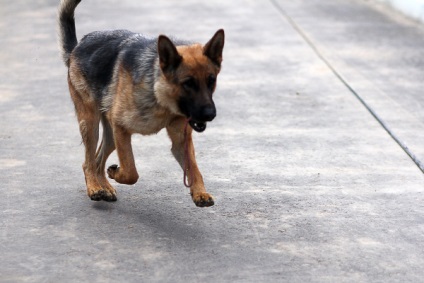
89 191 213 245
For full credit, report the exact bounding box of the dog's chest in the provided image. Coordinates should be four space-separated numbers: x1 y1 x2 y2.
119 106 173 135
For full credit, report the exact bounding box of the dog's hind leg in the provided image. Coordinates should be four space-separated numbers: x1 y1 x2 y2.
95 115 117 200
68 75 116 202
166 118 214 207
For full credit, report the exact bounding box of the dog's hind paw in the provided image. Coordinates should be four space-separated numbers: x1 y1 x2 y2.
192 192 215 207
89 188 117 202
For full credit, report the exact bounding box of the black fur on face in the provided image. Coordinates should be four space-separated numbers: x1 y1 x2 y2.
177 75 217 132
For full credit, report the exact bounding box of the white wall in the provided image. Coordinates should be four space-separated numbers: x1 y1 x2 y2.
376 0 424 22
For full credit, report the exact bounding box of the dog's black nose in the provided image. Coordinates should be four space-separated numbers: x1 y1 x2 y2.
200 104 216 121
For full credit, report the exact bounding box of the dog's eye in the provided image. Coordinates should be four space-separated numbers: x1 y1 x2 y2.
207 76 216 89
182 78 196 90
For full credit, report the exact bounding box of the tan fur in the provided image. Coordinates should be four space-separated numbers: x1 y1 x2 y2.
68 58 117 201
166 118 213 205
176 44 220 87
154 76 182 116
108 66 173 135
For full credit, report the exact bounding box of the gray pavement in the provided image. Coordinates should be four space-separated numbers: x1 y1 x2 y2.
1 0 424 282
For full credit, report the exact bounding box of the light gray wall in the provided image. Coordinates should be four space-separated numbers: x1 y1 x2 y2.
375 0 424 22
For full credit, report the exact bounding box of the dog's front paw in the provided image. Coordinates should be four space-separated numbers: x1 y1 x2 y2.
107 164 139 185
192 192 215 207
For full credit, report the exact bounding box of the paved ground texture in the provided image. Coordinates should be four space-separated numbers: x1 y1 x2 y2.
1 0 424 282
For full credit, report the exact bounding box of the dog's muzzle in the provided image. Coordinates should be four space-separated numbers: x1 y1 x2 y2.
187 104 216 132
188 104 216 132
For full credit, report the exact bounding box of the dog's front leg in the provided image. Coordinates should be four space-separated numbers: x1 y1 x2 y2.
107 124 139 185
167 119 214 207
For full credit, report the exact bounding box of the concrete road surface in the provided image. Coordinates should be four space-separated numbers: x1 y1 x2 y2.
1 0 423 282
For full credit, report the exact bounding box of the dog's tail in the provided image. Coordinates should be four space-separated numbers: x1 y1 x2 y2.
58 0 81 67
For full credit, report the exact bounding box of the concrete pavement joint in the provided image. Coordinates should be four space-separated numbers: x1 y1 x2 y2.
270 0 424 174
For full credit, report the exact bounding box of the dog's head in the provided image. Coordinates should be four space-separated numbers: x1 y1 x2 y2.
156 29 225 132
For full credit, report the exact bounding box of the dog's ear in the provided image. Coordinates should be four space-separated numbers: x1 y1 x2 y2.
158 35 182 74
203 29 225 68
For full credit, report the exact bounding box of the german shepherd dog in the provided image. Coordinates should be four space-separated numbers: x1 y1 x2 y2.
58 0 224 207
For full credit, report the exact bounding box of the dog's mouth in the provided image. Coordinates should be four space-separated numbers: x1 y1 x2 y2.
189 120 207 133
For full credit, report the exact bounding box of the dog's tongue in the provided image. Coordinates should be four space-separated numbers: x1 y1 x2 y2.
189 120 207 132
